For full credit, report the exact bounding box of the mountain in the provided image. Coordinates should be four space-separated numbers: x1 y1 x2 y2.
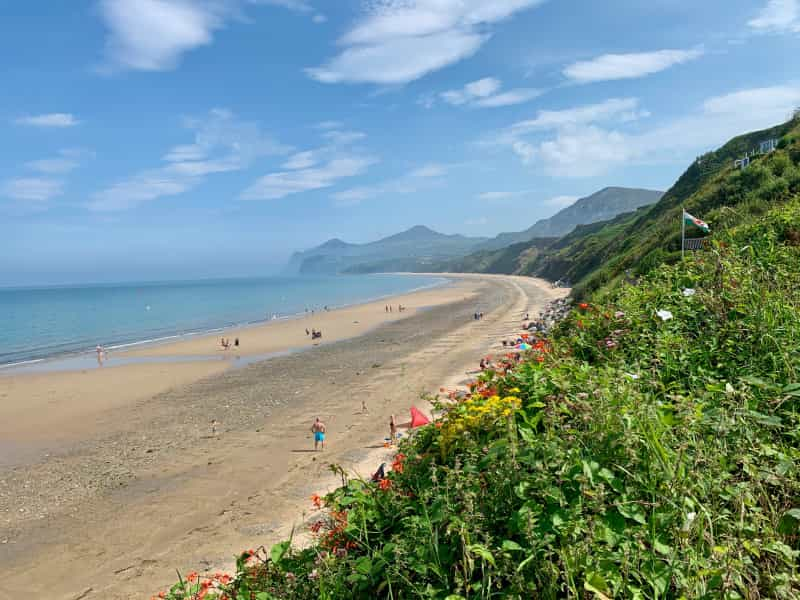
477 187 664 251
284 225 489 275
441 114 800 297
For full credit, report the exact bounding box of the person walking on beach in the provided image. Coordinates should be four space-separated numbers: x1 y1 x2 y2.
389 414 397 445
96 345 104 366
311 417 326 451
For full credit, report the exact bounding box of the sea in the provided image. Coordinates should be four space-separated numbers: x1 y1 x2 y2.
0 274 447 368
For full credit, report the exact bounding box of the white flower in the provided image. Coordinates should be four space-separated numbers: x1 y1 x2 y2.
682 288 696 297
656 309 673 321
624 372 640 380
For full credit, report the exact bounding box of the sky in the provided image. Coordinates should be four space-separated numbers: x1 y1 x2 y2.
1 0 799 285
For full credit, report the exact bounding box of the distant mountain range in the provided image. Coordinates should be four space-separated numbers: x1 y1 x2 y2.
284 187 663 275
477 187 664 251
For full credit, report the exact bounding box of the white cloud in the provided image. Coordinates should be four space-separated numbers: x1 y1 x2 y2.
748 0 800 32
563 48 704 83
332 163 450 206
91 109 289 210
322 130 367 144
282 151 317 170
242 156 377 200
14 113 79 127
98 0 318 72
437 77 542 108
490 84 800 177
477 190 533 201
314 120 344 130
409 163 447 178
307 0 544 85
2 178 64 201
475 88 542 108
312 13 327 24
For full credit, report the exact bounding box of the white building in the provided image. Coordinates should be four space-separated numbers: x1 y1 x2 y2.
759 139 778 154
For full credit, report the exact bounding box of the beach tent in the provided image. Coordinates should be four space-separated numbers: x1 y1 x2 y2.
409 406 430 428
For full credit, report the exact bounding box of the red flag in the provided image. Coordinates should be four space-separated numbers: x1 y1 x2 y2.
409 406 430 428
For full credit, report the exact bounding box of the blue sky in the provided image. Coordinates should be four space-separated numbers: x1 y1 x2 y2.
1 0 798 285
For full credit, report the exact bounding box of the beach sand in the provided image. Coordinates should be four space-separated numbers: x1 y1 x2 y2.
0 274 566 600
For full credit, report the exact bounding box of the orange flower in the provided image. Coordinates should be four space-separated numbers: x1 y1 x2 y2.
379 478 391 491
435 421 443 428
579 302 589 310
311 493 322 509
186 571 198 583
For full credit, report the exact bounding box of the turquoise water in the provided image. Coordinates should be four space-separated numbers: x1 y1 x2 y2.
0 275 446 367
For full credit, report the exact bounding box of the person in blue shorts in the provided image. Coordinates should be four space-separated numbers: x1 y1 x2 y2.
311 417 327 451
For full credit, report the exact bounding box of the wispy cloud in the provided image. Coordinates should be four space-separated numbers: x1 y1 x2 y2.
1 178 64 201
477 190 532 201
306 0 545 85
563 48 704 83
242 157 377 200
332 163 450 206
14 113 79 127
436 77 542 108
91 109 289 211
98 0 318 72
748 0 800 32
488 84 800 177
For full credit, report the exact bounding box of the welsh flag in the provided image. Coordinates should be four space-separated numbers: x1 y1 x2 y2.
684 210 710 234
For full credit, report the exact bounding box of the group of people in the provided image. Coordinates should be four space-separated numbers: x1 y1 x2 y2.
384 304 406 313
473 311 484 320
305 328 323 340
310 413 400 452
220 337 239 350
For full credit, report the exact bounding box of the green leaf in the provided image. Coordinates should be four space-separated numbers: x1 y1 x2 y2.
270 540 290 565
617 502 647 525
466 544 496 567
355 556 373 575
501 540 524 552
584 572 612 599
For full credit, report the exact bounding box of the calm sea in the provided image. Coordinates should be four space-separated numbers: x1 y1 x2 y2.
0 274 447 367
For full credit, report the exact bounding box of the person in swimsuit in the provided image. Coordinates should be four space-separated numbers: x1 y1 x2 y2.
311 417 326 451
389 414 397 445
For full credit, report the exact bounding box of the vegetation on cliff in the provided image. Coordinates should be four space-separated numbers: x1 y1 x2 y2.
157 119 800 599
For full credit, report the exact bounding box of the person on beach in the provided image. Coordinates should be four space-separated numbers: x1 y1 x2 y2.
234 338 239 348
311 417 326 451
306 328 310 336
96 345 104 366
389 414 397 445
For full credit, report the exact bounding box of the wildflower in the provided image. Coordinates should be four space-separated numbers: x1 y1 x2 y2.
311 493 322 509
656 309 673 321
605 339 617 348
309 569 319 580
286 572 297 582
335 547 347 558
310 520 324 533
614 311 625 318
579 302 589 310
186 571 198 583
625 372 640 380
379 478 392 491
682 288 696 297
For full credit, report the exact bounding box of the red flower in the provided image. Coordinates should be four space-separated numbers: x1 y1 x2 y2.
579 302 589 310
310 520 324 533
311 494 322 509
379 478 392 491
186 571 198 583
391 453 406 473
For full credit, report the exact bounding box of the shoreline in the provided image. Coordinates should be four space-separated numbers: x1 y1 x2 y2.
0 274 566 600
0 274 452 374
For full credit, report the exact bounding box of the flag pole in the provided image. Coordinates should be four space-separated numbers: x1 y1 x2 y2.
681 207 685 260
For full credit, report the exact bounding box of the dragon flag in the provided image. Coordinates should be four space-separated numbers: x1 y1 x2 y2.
683 210 710 234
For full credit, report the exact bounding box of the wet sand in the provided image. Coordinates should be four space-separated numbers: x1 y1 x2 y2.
0 274 566 600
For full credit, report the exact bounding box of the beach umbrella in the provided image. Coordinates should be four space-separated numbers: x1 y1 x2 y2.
517 343 532 350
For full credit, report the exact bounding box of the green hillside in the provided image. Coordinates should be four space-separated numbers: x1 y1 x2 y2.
446 115 800 299
158 117 800 600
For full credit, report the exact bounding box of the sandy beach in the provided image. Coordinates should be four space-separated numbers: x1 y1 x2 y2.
0 274 566 600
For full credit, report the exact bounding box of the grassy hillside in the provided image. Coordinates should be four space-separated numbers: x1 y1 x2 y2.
159 194 800 600
157 118 800 600
445 117 800 299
